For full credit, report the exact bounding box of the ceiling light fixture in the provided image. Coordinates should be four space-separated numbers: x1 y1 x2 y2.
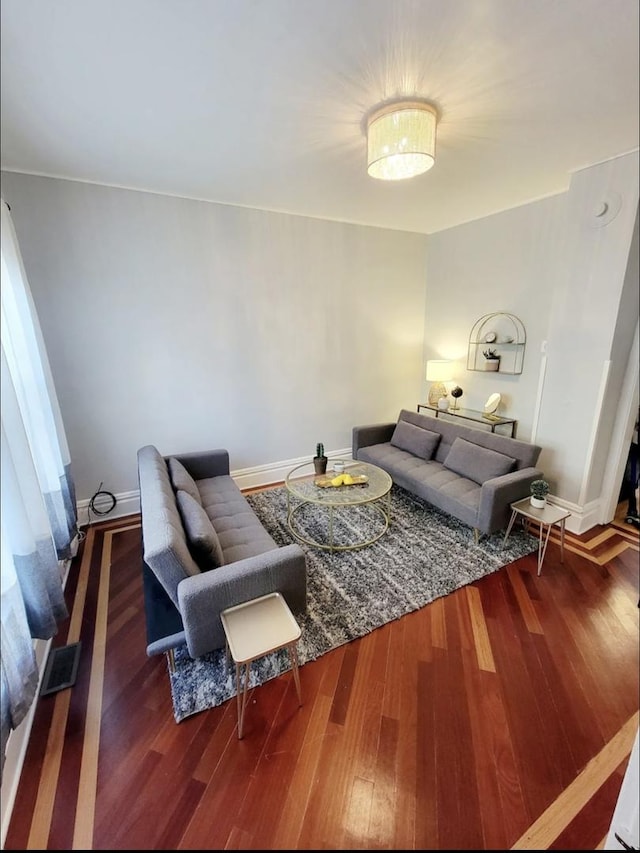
367 100 438 181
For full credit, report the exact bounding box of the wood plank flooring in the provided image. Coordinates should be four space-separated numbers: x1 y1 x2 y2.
3 493 639 850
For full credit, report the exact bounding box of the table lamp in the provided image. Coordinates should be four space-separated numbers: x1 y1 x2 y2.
426 360 452 406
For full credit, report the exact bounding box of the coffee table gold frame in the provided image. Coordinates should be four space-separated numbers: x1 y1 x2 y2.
285 459 392 551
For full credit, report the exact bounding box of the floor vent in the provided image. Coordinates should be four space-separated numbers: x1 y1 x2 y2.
40 642 82 696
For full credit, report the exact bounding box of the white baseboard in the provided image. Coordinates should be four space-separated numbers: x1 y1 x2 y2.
230 448 352 490
76 489 141 526
74 456 603 537
546 494 602 535
75 449 353 524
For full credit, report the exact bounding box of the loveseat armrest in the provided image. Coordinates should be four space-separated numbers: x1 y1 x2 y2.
168 449 230 479
477 467 543 535
177 543 307 658
352 422 396 457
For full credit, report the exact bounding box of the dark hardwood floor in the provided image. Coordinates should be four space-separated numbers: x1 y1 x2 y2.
4 490 639 850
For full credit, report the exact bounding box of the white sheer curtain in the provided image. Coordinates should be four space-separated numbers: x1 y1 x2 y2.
1 199 75 778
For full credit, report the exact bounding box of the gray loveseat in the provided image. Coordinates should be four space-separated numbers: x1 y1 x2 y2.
137 445 307 663
353 409 542 538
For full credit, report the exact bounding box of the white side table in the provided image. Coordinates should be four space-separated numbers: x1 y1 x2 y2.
503 497 571 575
220 592 302 739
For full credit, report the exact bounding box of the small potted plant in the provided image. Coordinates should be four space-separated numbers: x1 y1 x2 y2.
313 442 328 475
482 348 501 372
530 479 550 508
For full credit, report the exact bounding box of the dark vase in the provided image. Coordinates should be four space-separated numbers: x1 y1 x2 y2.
313 456 328 475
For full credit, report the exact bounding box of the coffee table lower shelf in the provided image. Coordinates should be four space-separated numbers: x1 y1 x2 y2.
285 459 393 552
287 498 390 551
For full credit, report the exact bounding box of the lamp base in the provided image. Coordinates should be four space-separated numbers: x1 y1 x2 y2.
428 382 447 406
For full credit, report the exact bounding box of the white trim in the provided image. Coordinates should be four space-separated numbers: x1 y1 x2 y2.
578 360 612 507
74 449 354 525
0 169 424 235
229 448 351 490
600 321 640 524
77 450 606 536
554 497 603 535
530 350 547 444
76 489 141 526
529 493 602 535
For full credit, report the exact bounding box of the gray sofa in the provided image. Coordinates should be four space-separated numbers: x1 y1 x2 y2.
137 445 307 662
353 409 542 538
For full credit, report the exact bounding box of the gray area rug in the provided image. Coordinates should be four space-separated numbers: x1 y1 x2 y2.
168 485 536 722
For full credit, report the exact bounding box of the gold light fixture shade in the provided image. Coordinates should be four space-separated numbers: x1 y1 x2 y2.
367 101 438 181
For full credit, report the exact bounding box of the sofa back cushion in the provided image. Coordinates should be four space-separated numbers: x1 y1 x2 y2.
391 421 441 459
176 490 225 571
137 445 201 610
168 457 202 505
443 437 516 484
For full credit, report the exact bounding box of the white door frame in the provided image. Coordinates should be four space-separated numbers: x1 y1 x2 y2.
601 320 639 524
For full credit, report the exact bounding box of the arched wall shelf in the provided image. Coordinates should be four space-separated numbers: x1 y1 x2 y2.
467 312 526 375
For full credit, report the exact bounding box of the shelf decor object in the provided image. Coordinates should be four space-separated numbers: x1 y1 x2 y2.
450 385 463 410
484 392 501 414
467 312 526 374
426 359 452 406
482 348 501 371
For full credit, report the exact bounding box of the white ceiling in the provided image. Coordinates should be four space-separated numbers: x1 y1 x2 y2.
1 0 638 235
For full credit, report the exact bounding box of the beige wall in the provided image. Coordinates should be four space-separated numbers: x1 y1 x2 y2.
2 151 638 530
1 173 428 502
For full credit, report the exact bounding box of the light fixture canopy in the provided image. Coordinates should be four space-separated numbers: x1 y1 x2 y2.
367 100 438 181
426 359 452 406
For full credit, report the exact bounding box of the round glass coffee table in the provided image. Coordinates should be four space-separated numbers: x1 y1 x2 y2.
285 459 392 551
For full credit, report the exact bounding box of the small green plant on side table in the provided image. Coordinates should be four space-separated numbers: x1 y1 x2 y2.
530 479 549 508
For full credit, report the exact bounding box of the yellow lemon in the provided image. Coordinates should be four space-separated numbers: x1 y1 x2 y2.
331 475 345 486
342 473 354 485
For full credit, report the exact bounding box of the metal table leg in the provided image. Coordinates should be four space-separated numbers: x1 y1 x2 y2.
503 508 518 544
537 522 554 576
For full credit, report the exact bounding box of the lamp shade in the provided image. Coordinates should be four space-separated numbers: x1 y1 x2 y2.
367 101 438 181
426 359 452 406
426 360 452 382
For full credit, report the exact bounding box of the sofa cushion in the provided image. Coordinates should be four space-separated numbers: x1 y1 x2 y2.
198 476 280 562
390 421 441 460
176 490 225 571
168 457 202 505
443 437 516 485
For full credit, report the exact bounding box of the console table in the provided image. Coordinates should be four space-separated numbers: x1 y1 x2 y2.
416 403 518 438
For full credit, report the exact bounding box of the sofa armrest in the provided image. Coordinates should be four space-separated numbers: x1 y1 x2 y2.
167 449 230 479
477 467 543 535
352 422 396 457
177 544 307 658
